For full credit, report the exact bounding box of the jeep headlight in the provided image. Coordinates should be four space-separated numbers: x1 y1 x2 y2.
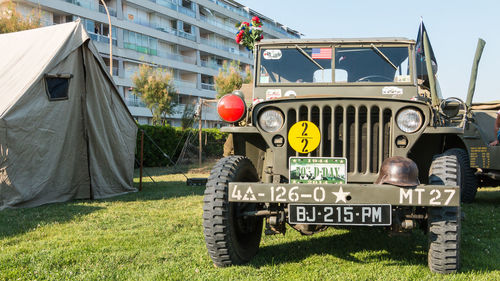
396 108 423 133
258 109 284 133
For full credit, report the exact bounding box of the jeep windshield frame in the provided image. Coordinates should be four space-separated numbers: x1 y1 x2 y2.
256 43 415 86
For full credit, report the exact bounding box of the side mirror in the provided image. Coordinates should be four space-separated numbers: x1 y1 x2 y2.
439 97 465 118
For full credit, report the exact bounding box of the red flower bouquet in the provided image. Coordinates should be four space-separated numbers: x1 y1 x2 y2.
235 16 263 51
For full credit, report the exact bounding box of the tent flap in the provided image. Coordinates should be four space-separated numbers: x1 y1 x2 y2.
83 46 137 199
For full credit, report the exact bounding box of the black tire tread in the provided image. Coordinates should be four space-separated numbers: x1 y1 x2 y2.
428 154 461 274
443 148 478 203
203 156 261 267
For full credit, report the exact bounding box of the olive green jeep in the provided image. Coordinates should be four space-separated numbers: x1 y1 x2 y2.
203 37 490 273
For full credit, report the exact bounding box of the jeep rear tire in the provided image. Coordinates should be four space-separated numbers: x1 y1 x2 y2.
427 154 461 274
203 156 263 267
444 148 478 203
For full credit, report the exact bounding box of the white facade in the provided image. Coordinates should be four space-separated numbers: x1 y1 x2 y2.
10 0 301 127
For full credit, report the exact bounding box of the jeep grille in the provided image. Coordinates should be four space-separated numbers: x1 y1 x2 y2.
282 101 393 179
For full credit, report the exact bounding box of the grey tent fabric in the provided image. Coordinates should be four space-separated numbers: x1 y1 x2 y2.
471 100 500 110
0 21 137 210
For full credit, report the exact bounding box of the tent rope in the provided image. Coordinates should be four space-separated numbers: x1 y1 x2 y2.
170 126 193 160
134 158 156 184
175 131 195 166
139 128 190 181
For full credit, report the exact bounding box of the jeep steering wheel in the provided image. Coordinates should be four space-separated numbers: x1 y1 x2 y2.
356 75 393 82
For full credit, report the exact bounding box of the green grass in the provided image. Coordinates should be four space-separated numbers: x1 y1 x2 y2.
1 164 499 280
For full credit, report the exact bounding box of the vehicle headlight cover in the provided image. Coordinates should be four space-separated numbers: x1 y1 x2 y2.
396 108 423 133
217 94 246 123
258 109 284 132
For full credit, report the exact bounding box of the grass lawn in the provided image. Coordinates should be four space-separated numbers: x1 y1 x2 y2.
1 161 499 280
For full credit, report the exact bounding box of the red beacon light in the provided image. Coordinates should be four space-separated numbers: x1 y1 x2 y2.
217 93 246 123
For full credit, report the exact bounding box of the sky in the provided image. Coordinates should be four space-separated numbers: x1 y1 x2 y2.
237 0 500 102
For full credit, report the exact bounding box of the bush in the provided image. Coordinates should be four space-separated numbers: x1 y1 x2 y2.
136 125 227 167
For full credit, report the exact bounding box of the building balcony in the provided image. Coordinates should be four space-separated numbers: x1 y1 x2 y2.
122 42 196 65
178 5 196 17
239 50 252 60
173 79 197 89
98 4 117 17
130 17 155 29
200 60 222 70
201 83 215 91
199 15 235 33
153 25 178 36
126 98 217 121
156 50 197 64
199 38 253 60
127 18 196 42
126 97 146 107
64 0 95 10
150 0 177 11
177 30 196 41
88 32 117 46
63 0 118 18
104 65 119 76
207 0 249 18
147 0 196 18
199 37 236 53
123 42 156 55
262 20 300 39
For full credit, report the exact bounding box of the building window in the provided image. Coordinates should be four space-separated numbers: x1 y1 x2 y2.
181 0 192 9
45 74 72 101
123 30 158 56
182 22 192 34
83 18 117 46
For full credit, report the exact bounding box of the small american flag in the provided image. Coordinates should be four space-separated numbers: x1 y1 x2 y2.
311 48 332 59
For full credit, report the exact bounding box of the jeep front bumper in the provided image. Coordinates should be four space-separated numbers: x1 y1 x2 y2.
228 183 460 207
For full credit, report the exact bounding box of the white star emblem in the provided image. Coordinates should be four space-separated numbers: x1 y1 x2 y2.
332 186 350 203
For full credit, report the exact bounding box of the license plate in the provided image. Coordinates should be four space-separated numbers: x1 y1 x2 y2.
288 204 392 226
289 157 347 184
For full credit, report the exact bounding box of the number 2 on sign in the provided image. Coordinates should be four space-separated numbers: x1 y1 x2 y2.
301 122 308 136
301 138 308 152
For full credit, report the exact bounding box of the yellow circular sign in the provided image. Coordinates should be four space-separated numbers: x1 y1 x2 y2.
288 121 321 153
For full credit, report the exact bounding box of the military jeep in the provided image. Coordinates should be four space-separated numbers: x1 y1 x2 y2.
203 37 486 273
462 99 500 199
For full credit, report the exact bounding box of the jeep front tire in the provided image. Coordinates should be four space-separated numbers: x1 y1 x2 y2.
203 156 263 267
427 153 461 273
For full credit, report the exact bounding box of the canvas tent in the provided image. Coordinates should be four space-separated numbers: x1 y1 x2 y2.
0 21 137 210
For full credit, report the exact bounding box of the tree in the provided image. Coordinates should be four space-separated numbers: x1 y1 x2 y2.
132 64 178 125
181 101 196 129
0 1 41 34
214 60 251 99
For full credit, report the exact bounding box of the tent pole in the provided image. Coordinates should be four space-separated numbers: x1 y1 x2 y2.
100 0 113 76
140 130 144 191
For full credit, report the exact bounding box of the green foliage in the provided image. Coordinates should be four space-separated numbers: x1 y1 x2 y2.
0 1 41 34
132 64 178 125
136 125 227 167
214 60 252 98
181 102 197 129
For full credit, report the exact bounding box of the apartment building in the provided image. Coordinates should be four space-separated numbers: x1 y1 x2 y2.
6 0 300 127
